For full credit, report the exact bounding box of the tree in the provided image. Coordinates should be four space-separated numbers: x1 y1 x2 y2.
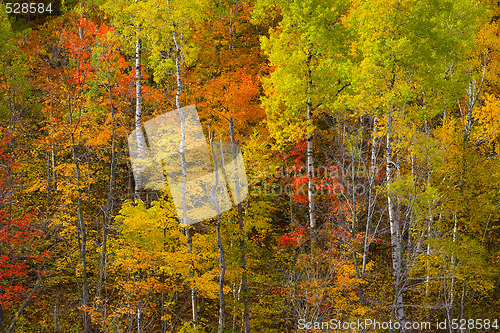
344 0 486 328
256 0 351 235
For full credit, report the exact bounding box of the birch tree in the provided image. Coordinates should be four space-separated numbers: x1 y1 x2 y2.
344 0 485 327
133 0 209 327
256 0 350 235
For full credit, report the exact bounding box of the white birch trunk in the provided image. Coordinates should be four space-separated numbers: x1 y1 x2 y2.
169 18 198 326
306 100 316 231
359 115 382 304
386 109 406 330
134 22 145 201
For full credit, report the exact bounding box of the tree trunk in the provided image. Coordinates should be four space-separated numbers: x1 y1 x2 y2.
71 133 90 333
306 99 315 232
464 64 485 142
303 49 316 235
358 114 382 304
97 74 118 332
424 117 432 300
68 90 91 333
170 19 198 327
185 227 198 327
77 182 91 333
229 117 249 333
386 109 406 331
54 296 59 333
133 8 145 201
448 215 458 325
132 5 146 330
137 299 143 333
209 130 226 333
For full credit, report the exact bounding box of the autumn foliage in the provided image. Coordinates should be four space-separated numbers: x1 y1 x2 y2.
0 0 499 332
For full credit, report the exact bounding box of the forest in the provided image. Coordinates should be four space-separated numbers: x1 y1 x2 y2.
0 0 499 332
